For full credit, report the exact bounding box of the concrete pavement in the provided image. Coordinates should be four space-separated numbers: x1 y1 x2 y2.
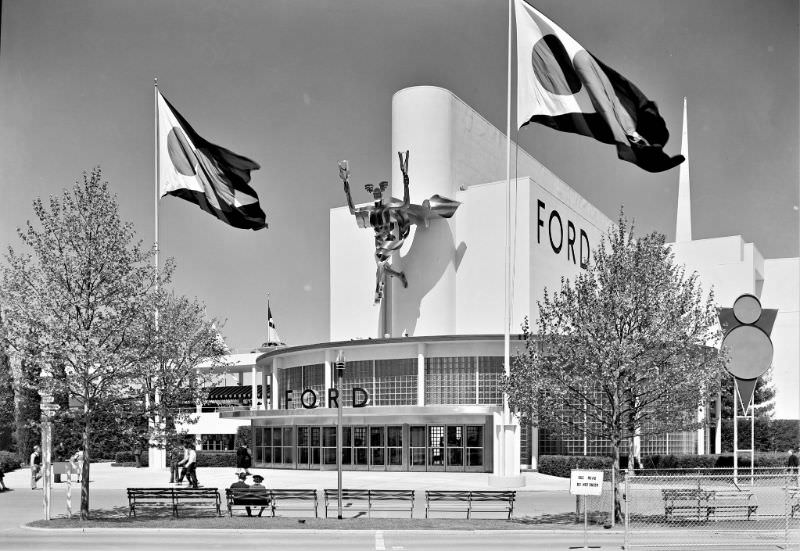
0 462 578 526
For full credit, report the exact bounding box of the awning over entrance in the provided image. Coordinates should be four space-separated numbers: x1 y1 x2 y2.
206 385 264 400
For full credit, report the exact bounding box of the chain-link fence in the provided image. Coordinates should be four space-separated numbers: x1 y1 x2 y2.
624 472 800 549
570 469 617 527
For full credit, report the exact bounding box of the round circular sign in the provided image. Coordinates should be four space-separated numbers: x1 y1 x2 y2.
721 325 773 379
733 294 762 325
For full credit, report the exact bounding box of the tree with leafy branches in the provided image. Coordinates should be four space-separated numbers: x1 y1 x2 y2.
135 291 228 473
1 168 168 519
504 213 727 521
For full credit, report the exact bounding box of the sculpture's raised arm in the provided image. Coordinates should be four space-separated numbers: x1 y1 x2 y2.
398 150 410 209
338 160 356 215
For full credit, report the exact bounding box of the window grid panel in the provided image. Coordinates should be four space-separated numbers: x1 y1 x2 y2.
374 359 417 406
303 364 326 409
339 360 373 408
425 357 476 405
277 366 303 409
477 356 504 405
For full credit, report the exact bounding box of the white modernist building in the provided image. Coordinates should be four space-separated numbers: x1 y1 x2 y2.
183 86 798 474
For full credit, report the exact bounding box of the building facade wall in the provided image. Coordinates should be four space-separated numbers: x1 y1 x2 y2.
671 239 800 420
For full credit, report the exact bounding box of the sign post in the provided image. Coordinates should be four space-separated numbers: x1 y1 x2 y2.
569 469 603 549
38 367 56 522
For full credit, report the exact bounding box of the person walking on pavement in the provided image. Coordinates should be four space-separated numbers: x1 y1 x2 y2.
176 443 189 484
69 449 84 483
788 449 799 484
177 441 199 488
30 445 42 490
133 443 142 468
236 444 252 476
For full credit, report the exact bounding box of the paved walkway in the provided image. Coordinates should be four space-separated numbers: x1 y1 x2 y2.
0 462 579 527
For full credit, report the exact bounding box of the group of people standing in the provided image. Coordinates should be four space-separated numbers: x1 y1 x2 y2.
29 444 84 490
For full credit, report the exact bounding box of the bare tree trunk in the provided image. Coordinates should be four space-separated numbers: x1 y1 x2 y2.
612 440 623 524
80 408 90 520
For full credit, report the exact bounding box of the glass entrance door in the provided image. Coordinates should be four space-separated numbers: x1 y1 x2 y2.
427 425 446 471
386 425 404 471
369 426 386 471
409 425 426 472
446 425 465 471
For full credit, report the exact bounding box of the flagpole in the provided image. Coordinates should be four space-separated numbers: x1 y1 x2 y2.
154 77 159 299
152 76 162 470
502 0 513 479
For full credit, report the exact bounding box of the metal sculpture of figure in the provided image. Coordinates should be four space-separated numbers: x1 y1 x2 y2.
339 151 460 304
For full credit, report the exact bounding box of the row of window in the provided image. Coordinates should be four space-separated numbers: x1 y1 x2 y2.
253 424 486 470
274 356 505 409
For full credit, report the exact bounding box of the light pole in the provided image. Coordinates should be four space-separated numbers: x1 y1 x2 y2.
335 350 345 520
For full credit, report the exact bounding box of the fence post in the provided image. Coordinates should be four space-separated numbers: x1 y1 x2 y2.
786 473 790 549
623 474 629 550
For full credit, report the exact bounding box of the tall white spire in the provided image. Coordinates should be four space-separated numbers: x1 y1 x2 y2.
675 97 692 242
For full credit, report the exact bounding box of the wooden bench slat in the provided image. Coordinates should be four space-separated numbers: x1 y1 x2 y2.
323 489 415 518
270 489 319 518
425 490 515 520
127 487 221 518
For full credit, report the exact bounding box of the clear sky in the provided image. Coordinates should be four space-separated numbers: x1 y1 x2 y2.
1 0 797 351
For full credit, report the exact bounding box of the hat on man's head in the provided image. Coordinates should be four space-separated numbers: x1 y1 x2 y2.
237 472 247 480
252 474 264 482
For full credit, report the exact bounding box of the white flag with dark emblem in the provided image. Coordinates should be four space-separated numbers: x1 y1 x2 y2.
515 0 683 173
157 90 268 230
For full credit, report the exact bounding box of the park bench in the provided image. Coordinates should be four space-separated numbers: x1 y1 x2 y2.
662 488 713 522
127 488 177 517
323 489 415 518
707 489 758 520
425 490 516 519
270 488 319 518
225 488 272 517
127 487 221 517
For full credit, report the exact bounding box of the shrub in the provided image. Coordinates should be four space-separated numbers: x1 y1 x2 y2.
0 450 21 472
113 451 149 467
235 425 251 449
538 455 613 479
640 454 717 470
196 451 236 467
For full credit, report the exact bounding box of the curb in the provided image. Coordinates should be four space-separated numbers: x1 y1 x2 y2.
21 524 626 535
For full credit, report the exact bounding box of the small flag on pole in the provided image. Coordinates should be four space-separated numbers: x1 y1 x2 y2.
515 0 684 173
266 304 283 346
156 90 268 230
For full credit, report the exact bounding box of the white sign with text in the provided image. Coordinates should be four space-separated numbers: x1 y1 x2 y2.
569 469 603 496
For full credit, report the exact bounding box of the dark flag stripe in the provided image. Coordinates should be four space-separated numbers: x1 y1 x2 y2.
166 188 268 231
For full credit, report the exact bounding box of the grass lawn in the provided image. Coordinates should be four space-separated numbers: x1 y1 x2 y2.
29 511 599 531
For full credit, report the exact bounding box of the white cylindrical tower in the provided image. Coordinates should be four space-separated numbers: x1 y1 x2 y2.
390 87 458 337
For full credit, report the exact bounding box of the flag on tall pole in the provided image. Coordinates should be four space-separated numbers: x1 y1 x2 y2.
515 0 684 173
156 89 268 230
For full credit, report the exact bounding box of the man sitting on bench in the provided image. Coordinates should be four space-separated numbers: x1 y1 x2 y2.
248 474 269 517
230 473 258 517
